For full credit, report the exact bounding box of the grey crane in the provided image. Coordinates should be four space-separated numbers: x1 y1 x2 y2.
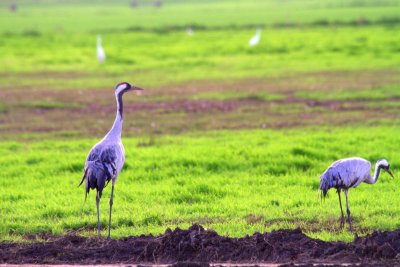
320 157 394 231
79 82 143 239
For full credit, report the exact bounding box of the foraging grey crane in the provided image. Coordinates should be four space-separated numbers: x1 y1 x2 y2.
320 157 394 231
97 35 106 64
79 82 143 239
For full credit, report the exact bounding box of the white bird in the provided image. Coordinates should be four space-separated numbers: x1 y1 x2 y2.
187 27 193 36
248 28 262 47
79 82 143 239
320 157 394 231
97 35 106 64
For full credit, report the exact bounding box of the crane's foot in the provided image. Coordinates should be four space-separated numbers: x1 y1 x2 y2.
339 217 345 229
347 217 354 232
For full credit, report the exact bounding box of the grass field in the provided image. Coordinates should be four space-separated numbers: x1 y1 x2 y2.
2 0 400 33
1 127 400 242
1 0 400 243
1 26 399 89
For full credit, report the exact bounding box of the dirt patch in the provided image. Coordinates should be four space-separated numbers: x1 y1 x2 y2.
85 99 264 114
1 225 400 266
1 69 400 139
156 69 400 95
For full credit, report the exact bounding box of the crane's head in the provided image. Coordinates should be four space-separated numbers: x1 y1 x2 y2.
115 82 143 95
377 159 394 179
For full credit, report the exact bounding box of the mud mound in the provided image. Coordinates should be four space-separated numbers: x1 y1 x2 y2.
1 225 400 265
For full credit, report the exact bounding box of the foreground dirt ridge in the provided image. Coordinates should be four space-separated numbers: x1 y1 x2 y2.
1 225 400 265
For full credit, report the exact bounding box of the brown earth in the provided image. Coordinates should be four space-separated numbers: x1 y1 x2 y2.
1 224 400 266
1 69 400 139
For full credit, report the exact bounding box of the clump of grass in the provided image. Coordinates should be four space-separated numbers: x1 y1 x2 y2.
193 91 284 101
0 103 8 114
22 30 41 37
295 84 400 101
245 214 264 225
23 101 81 110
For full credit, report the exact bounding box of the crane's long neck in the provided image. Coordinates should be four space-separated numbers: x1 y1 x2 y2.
105 92 123 140
365 163 381 184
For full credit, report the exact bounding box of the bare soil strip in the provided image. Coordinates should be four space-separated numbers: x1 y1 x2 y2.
1 225 399 266
2 71 400 139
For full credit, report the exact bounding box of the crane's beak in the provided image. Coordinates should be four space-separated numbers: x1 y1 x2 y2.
387 168 394 179
129 86 144 91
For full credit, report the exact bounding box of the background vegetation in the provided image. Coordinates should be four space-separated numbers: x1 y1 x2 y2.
0 0 399 242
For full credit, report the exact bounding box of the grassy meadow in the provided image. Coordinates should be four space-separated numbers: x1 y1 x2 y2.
1 26 399 89
0 0 400 242
1 127 400 242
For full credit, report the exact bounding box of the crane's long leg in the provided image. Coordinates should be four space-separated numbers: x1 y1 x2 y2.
96 191 101 237
337 189 345 229
344 189 353 232
107 184 115 240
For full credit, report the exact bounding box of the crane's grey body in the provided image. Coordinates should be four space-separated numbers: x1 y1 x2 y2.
84 139 125 196
319 157 393 231
79 82 143 239
320 157 372 195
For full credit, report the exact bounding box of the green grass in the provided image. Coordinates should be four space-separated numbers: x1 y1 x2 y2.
1 126 400 242
0 26 399 89
0 103 8 113
295 84 400 101
191 91 285 101
23 101 82 109
1 0 399 34
0 0 399 89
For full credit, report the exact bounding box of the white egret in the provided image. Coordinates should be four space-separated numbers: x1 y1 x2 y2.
249 28 262 47
97 35 106 64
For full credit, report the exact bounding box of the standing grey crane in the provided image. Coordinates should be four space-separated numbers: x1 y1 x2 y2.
320 157 394 231
79 82 143 239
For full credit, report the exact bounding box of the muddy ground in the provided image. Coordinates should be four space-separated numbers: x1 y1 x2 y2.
1 69 400 140
1 224 400 266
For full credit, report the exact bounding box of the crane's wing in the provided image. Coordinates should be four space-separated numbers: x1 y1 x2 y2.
319 166 345 197
79 142 121 199
319 158 371 197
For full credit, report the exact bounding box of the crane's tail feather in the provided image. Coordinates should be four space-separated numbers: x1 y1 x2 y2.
84 161 110 199
319 168 340 199
78 168 88 187
78 169 89 204
78 174 86 187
